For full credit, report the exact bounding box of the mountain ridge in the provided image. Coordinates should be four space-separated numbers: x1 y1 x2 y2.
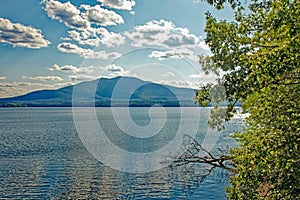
0 76 197 107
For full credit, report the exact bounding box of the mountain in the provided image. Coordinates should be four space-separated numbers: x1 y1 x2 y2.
0 76 197 107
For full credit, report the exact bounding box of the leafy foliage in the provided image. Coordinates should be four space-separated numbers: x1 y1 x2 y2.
196 0 300 199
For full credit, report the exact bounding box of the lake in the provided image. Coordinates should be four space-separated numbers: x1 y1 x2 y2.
0 107 242 199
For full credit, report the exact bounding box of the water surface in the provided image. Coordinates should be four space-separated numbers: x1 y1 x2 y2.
0 108 242 199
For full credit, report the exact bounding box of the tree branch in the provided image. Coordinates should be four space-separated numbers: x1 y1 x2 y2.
172 135 237 173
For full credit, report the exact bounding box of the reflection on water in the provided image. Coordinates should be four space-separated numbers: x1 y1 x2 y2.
0 108 241 199
0 155 230 199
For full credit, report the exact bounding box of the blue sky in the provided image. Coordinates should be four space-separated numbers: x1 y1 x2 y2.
0 0 233 98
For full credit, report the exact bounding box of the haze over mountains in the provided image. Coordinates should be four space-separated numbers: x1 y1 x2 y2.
0 76 197 107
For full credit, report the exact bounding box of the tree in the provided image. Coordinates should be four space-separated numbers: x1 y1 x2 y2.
195 0 300 199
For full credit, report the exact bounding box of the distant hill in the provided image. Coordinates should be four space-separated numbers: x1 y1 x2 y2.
0 76 197 107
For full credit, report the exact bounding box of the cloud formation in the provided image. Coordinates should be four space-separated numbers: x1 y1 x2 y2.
24 75 63 81
57 42 121 59
80 4 124 26
97 28 125 47
97 0 136 10
68 74 98 82
49 64 99 76
84 50 122 59
48 64 80 73
67 30 100 46
0 18 50 49
159 79 193 88
42 0 89 30
0 76 6 80
0 81 72 98
189 72 218 81
161 72 175 77
189 73 203 79
66 27 125 47
149 49 198 62
42 0 125 47
104 64 129 77
42 0 126 48
123 19 208 62
124 20 200 49
57 42 89 54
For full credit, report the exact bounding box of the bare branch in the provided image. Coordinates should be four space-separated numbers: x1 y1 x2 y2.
171 135 237 173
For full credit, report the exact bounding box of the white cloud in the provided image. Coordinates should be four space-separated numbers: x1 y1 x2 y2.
199 41 210 50
80 4 124 26
84 50 122 59
48 64 80 73
68 30 83 41
57 42 121 59
0 76 6 80
57 42 90 54
0 82 29 88
190 72 218 80
160 79 193 88
24 75 63 81
0 85 25 98
0 18 50 49
189 72 219 84
97 28 126 47
68 74 98 82
42 0 126 48
42 0 124 30
97 0 136 10
124 20 200 49
65 28 125 47
161 72 175 77
0 81 72 98
77 65 100 74
149 49 198 62
42 0 89 30
49 64 107 82
104 64 129 77
49 64 103 77
189 73 203 79
122 19 211 63
192 82 202 88
0 82 34 98
67 29 100 46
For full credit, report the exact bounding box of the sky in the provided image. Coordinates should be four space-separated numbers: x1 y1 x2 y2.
0 0 234 98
